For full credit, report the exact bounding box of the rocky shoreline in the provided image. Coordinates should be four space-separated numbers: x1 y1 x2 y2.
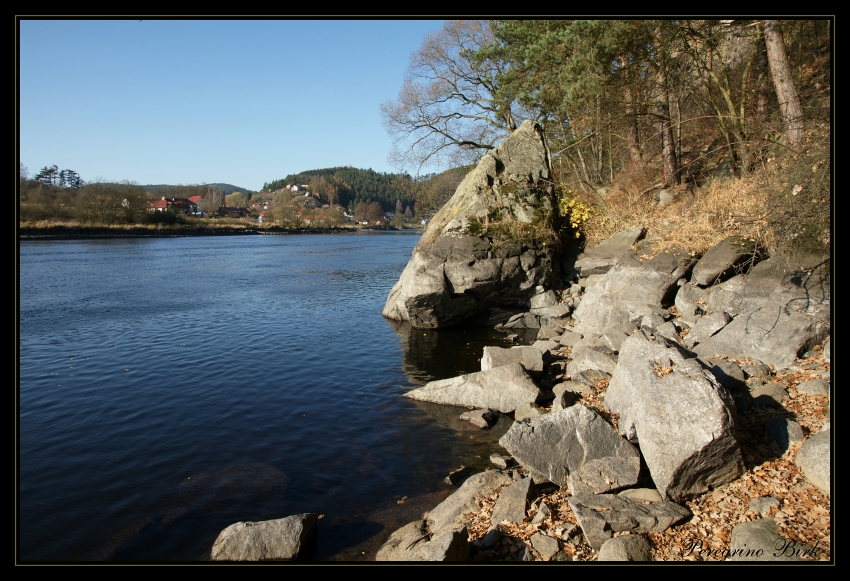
203 121 831 562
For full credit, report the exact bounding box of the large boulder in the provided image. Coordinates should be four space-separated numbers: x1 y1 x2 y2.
403 363 542 414
574 226 646 277
210 514 318 561
691 235 757 286
572 249 695 337
383 120 562 328
693 305 829 370
604 332 743 501
498 405 639 487
795 430 830 497
375 520 470 562
567 494 691 551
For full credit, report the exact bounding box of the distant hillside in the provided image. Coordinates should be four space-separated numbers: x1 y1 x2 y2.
261 167 410 212
144 183 254 196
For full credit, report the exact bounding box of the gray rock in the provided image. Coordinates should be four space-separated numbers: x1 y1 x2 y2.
567 346 618 377
604 332 743 501
530 339 560 354
568 455 641 495
685 311 730 348
796 379 829 396
375 520 470 562
694 306 829 372
537 325 563 340
741 359 772 378
459 408 499 429
597 534 654 561
727 518 804 561
573 250 695 337
530 533 560 560
795 430 830 497
750 381 788 408
571 369 612 389
481 345 545 376
600 328 630 352
529 304 573 319
211 514 318 561
382 121 558 329
705 358 748 393
747 496 780 517
675 283 709 325
692 236 757 286
618 488 663 503
574 226 646 277
503 312 542 329
531 501 551 524
823 337 830 363
426 470 513 532
490 477 534 528
514 402 546 421
404 363 542 414
498 405 639 486
567 494 691 550
489 454 514 470
551 382 583 411
764 417 804 453
530 290 558 309
445 466 477 486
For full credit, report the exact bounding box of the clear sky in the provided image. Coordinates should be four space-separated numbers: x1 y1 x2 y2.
18 18 446 191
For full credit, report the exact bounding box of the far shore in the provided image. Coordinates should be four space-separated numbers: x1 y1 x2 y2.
19 224 425 241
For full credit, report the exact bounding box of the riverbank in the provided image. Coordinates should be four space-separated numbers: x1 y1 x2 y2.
18 224 423 240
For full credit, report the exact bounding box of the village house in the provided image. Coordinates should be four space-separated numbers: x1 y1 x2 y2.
147 197 198 215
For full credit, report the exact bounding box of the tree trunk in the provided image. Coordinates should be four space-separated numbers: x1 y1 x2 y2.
621 57 641 162
656 69 679 185
763 20 805 148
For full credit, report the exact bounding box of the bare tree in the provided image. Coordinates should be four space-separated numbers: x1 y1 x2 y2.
381 20 517 172
762 20 805 148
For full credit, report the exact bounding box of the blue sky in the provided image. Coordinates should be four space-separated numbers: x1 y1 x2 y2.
18 18 446 191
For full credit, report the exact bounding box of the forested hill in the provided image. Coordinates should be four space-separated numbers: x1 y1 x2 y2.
144 183 253 196
261 167 412 212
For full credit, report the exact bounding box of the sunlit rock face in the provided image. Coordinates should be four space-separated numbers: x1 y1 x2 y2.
383 120 560 329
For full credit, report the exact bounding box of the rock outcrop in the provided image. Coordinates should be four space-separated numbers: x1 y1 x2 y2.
211 514 318 561
383 120 560 328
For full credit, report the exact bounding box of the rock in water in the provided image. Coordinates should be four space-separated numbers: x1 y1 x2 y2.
211 514 318 561
383 120 561 328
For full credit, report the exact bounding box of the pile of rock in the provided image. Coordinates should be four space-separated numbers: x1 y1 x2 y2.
379 223 830 561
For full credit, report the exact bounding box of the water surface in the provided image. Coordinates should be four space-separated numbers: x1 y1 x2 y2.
18 232 516 561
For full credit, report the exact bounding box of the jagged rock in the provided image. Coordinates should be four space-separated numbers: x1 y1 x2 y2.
403 363 542 414
503 312 542 329
604 332 743 501
685 311 730 348
691 236 757 286
481 345 544 376
741 359 772 378
823 337 830 363
375 519 470 561
567 494 691 550
693 306 829 371
211 514 318 561
514 402 546 421
498 405 639 486
598 534 654 561
727 518 805 561
383 121 560 329
426 470 513 532
704 358 748 393
571 369 612 389
490 477 535 529
573 250 695 337
537 325 563 340
531 501 551 524
568 456 641 495
551 382 583 411
566 346 618 378
675 283 709 325
795 430 830 497
530 339 559 354
574 226 646 277
459 408 499 429
599 328 630 352
704 256 830 321
530 290 558 309
530 533 560 560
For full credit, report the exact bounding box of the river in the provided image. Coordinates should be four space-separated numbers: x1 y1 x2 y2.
18 232 518 561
